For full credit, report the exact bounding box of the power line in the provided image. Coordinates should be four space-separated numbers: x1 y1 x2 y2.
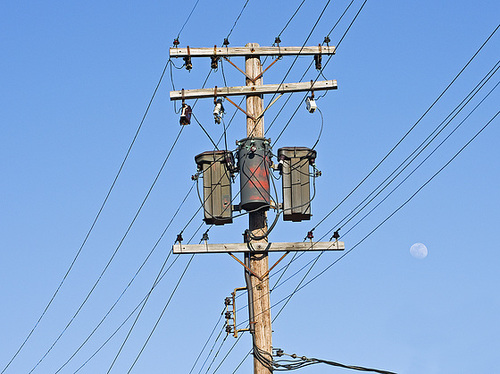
275 0 307 40
339 80 499 238
249 0 333 137
176 0 202 40
1 57 173 374
243 110 499 330
326 61 500 238
53 181 196 373
72 223 205 373
225 0 251 44
26 127 185 374
309 21 499 233
187 310 226 374
125 253 197 373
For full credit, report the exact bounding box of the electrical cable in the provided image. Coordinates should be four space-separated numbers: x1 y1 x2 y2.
71 254 181 373
54 182 197 373
329 64 499 237
0 56 173 374
176 0 202 40
242 110 499 331
197 325 227 374
311 106 324 149
272 350 397 373
248 0 332 138
72 222 205 373
339 81 499 239
193 112 220 150
275 0 307 40
232 74 500 334
26 127 185 374
308 21 499 233
203 335 229 374
187 310 226 374
125 253 196 373
225 0 251 44
212 333 245 374
271 0 369 145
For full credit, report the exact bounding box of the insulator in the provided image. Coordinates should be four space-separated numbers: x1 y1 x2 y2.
224 297 232 306
180 104 192 125
213 99 224 124
223 38 230 46
306 96 317 113
225 311 232 319
332 230 340 240
314 54 322 70
323 36 331 45
183 56 192 70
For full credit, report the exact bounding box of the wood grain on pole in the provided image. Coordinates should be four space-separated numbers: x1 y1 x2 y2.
246 43 273 374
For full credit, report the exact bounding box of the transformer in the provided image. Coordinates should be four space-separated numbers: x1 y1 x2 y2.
237 138 272 212
278 147 317 222
195 150 235 225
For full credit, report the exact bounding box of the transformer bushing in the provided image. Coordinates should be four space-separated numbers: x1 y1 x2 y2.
195 150 234 225
237 138 272 211
278 147 317 222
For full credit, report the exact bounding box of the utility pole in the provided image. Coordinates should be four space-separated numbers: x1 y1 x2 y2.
245 43 272 374
170 43 344 374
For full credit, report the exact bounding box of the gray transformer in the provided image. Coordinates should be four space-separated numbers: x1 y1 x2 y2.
195 150 235 225
278 147 317 222
237 138 272 211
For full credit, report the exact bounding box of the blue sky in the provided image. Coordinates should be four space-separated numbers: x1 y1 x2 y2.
1 1 499 373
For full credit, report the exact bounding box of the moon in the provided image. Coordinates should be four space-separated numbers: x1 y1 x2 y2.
410 243 428 259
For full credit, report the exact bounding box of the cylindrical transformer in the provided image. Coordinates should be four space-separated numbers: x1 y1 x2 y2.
237 138 272 211
278 147 317 222
195 150 235 225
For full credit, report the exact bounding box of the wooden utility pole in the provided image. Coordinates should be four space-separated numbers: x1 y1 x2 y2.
169 43 343 374
245 43 272 374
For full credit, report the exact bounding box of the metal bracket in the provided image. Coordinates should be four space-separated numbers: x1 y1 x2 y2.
228 252 263 281
224 287 250 338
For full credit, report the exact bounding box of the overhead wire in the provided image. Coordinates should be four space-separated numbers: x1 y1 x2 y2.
309 21 499 233
272 0 369 145
225 0 251 44
176 0 202 40
238 75 499 326
72 222 205 373
328 62 499 237
26 126 185 374
248 0 333 138
228 80 500 368
339 80 499 239
125 253 197 373
238 109 499 332
0 56 175 374
275 0 307 40
53 182 197 373
187 309 226 374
